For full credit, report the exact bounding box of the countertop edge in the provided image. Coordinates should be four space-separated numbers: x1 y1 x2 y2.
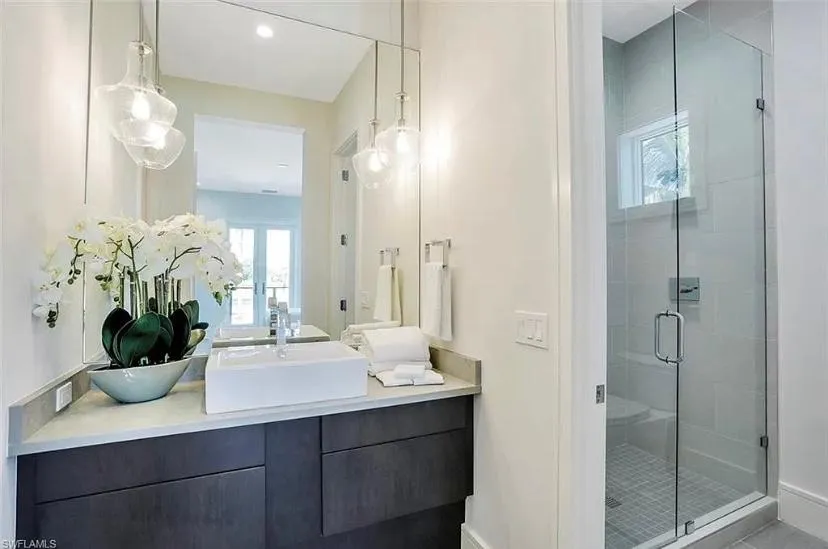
9 384 481 457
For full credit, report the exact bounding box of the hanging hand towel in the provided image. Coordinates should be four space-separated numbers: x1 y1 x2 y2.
421 262 453 341
373 265 401 322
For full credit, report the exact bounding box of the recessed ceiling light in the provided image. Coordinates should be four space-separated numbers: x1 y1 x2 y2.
277 163 289 168
256 25 274 39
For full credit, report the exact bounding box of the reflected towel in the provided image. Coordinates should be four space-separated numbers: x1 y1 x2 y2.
373 265 401 322
376 369 445 388
421 262 452 341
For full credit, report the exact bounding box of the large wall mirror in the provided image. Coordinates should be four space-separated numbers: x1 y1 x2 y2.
82 0 421 361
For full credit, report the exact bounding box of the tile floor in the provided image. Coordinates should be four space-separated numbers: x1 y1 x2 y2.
606 444 748 549
730 522 828 549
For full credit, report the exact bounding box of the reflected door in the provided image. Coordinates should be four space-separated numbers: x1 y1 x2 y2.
227 225 294 326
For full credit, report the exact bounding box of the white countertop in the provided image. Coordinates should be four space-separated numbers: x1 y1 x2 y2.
9 372 480 456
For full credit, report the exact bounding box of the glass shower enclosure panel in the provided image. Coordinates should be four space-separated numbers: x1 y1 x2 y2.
603 7 767 549
673 8 767 534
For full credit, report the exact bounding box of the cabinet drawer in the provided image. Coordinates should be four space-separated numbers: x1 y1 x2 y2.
322 430 468 535
321 397 468 453
33 425 264 503
37 467 266 549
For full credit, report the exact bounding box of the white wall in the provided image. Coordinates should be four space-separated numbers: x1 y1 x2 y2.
1 0 84 539
420 2 562 548
0 0 140 538
145 76 334 333
773 0 828 541
331 43 420 329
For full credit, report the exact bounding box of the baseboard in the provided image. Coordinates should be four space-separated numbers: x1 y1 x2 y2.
779 482 828 542
461 523 493 549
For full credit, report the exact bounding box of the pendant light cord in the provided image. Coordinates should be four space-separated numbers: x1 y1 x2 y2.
154 0 161 83
373 40 379 122
370 40 379 145
399 0 405 93
398 0 406 125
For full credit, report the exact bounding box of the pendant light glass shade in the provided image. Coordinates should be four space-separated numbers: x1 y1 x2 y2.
123 125 186 170
376 121 420 174
353 143 391 189
95 42 177 147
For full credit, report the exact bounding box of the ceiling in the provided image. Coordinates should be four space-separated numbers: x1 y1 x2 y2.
602 0 696 43
145 0 374 102
195 115 304 196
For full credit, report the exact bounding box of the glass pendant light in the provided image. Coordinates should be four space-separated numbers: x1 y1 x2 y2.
376 0 420 173
352 41 391 189
95 0 177 147
125 0 186 170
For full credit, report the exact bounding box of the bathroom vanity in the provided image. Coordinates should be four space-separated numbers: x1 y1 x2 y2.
10 349 480 549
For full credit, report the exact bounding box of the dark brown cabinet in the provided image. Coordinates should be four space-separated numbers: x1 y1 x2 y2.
37 468 266 549
17 396 474 549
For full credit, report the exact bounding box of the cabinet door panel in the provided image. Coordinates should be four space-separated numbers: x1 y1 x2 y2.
322 431 467 535
266 418 321 547
35 424 264 503
37 468 266 549
321 398 467 453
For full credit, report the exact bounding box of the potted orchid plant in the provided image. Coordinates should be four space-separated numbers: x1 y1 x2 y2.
34 213 243 403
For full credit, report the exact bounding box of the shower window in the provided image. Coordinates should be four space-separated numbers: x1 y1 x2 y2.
618 111 690 209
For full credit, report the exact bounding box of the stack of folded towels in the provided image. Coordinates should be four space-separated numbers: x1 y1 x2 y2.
360 326 445 387
340 320 401 348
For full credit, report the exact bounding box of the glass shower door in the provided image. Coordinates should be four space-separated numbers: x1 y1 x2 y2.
603 8 683 544
673 8 767 536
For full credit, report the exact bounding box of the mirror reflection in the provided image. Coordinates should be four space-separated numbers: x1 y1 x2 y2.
83 0 421 360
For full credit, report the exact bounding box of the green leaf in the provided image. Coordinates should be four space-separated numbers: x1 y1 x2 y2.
115 312 161 368
192 322 210 330
102 308 132 362
147 314 173 364
182 300 200 327
168 308 192 361
183 328 206 357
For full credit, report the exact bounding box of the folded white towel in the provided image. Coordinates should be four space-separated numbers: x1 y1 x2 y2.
394 363 427 379
362 327 430 364
373 265 401 322
368 360 432 377
344 320 401 335
375 369 445 387
421 262 452 341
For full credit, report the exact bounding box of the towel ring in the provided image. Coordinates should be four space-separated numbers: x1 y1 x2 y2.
424 238 451 268
379 247 400 268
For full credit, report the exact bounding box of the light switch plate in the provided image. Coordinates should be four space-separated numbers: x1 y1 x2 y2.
516 311 549 349
55 381 73 412
360 291 371 310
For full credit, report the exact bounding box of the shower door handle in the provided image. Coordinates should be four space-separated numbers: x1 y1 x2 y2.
654 309 686 365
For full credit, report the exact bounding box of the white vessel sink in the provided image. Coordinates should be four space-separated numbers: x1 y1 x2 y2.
205 341 368 414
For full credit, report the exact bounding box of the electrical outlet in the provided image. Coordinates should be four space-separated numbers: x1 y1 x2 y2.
55 382 73 412
515 311 549 349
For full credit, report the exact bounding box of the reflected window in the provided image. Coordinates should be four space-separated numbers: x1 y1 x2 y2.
618 111 690 209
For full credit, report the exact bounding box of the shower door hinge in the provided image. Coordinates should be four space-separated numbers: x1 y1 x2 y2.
760 435 769 448
756 98 766 111
685 521 696 535
595 384 606 404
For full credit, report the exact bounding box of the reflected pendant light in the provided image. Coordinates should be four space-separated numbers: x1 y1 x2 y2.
375 0 420 173
352 41 391 189
124 0 186 169
94 0 177 147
